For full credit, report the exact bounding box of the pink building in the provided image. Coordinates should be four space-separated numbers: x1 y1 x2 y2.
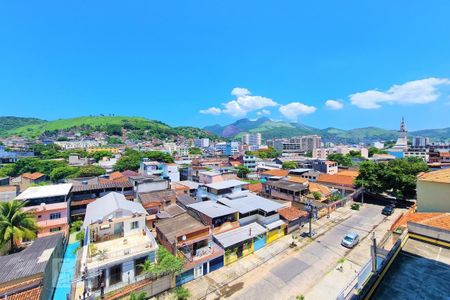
198 171 223 184
23 202 69 238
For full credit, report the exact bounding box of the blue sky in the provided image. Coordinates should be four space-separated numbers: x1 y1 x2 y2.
1 1 450 131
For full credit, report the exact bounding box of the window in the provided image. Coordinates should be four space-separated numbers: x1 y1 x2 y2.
50 227 61 232
130 221 139 230
50 212 61 220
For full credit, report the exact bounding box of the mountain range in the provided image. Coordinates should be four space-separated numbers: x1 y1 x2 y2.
1 116 448 144
204 117 450 144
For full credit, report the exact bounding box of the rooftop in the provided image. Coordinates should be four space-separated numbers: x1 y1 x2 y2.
278 207 308 221
0 185 17 192
176 180 199 190
214 222 267 248
0 233 63 284
139 189 177 207
205 179 248 190
317 174 355 187
199 171 222 177
176 194 197 207
71 180 132 192
21 172 45 180
260 169 289 177
15 183 73 200
83 192 147 227
187 201 237 218
23 202 67 213
418 168 450 184
156 213 209 244
264 179 308 192
218 191 284 214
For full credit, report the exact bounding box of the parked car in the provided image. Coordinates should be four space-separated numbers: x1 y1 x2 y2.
382 205 394 216
341 232 359 248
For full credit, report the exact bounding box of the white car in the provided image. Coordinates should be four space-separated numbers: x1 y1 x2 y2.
341 232 359 248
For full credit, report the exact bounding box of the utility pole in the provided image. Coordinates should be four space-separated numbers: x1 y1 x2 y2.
361 178 364 206
371 232 377 272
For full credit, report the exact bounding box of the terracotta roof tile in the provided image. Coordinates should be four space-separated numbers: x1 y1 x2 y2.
278 207 308 221
21 172 45 180
6 286 41 300
418 168 450 184
286 176 308 184
337 170 359 178
308 182 332 198
317 174 355 187
246 183 262 193
261 169 289 177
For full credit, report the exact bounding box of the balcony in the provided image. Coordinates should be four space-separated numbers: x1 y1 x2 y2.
85 227 157 269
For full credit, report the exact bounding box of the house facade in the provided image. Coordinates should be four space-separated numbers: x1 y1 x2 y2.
81 192 158 296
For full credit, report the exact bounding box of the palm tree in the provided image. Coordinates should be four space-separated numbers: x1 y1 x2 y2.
0 200 38 252
137 259 154 278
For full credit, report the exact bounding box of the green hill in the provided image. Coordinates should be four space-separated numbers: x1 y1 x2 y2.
0 116 46 134
4 116 216 140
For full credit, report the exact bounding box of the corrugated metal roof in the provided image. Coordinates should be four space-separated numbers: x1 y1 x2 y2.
0 233 63 284
214 222 267 248
265 219 286 230
217 191 284 214
187 201 237 218
15 184 73 200
205 179 247 190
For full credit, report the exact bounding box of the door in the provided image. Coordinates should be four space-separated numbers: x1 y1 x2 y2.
194 264 203 278
114 222 123 235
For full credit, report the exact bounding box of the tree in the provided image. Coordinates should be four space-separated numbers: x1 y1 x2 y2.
312 191 322 201
71 165 105 178
107 137 123 145
142 151 174 163
50 166 78 182
236 165 251 179
88 150 113 162
129 292 147 300
355 157 428 199
282 161 297 170
174 286 191 300
139 246 184 279
0 200 39 252
105 124 122 136
368 147 388 157
114 151 142 171
327 153 353 167
188 147 202 155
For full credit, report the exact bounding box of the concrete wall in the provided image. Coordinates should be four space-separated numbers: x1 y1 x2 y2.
408 222 450 243
416 180 450 212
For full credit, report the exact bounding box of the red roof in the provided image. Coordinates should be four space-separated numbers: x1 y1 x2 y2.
317 174 355 187
21 172 45 180
278 207 308 221
246 183 263 193
261 169 289 177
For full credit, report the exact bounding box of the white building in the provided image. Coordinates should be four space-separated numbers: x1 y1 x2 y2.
242 133 262 147
195 138 210 148
54 140 107 150
373 142 384 149
412 136 430 148
392 118 408 151
81 192 158 296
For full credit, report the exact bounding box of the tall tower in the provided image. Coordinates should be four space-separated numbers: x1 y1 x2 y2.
393 117 408 150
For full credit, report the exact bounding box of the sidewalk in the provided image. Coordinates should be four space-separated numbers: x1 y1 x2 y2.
303 207 405 300
179 205 354 300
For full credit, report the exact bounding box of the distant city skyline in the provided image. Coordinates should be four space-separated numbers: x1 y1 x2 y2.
1 1 450 131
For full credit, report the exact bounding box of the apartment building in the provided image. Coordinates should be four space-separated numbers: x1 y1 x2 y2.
23 202 69 238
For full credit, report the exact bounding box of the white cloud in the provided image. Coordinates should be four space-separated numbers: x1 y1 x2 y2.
325 99 344 110
350 77 450 109
279 102 317 121
257 109 271 116
231 87 251 97
199 107 222 115
200 88 278 117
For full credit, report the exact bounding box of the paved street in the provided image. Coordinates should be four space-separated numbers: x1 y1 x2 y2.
202 203 404 300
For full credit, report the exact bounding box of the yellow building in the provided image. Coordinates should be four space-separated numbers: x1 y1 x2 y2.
416 168 450 212
87 146 120 154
